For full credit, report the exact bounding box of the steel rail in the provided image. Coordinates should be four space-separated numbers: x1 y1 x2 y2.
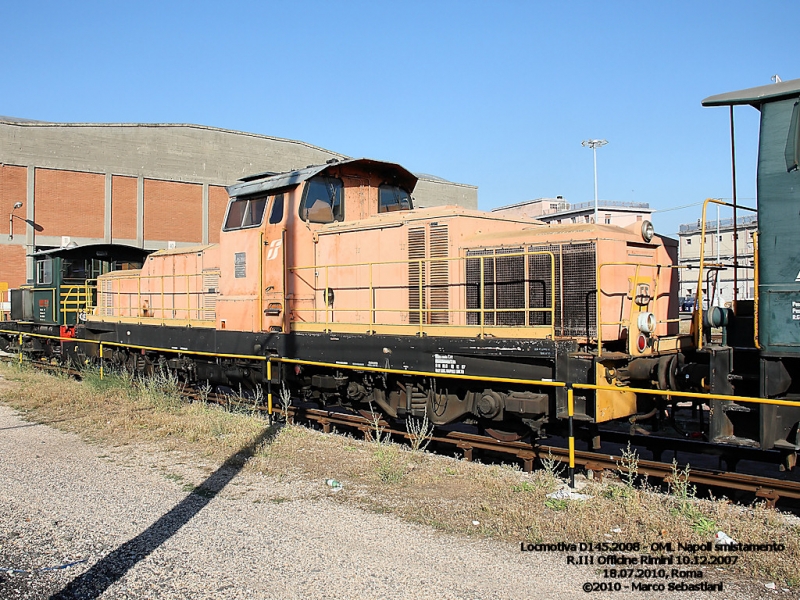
4 356 799 507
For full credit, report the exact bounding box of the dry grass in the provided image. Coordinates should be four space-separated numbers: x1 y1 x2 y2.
0 361 798 586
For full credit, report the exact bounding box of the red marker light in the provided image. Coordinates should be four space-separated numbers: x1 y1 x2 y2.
637 334 647 353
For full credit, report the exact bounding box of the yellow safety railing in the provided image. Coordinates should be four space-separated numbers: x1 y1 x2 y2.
694 198 758 349
95 271 220 322
60 282 96 322
289 250 557 339
2 327 799 489
596 262 685 357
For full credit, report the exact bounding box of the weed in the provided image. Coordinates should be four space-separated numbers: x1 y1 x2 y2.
196 381 212 403
164 473 185 484
668 459 696 505
603 485 634 501
511 481 536 493
279 384 292 423
374 446 405 484
367 401 387 444
544 498 568 511
406 413 433 453
618 442 640 488
539 450 564 479
270 496 290 504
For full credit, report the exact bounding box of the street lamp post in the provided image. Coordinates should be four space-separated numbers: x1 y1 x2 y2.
9 202 43 241
582 139 608 224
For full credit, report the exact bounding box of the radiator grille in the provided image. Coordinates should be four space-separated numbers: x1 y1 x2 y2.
428 224 450 324
408 227 426 324
100 279 114 315
528 242 596 337
466 242 596 336
466 247 524 326
202 269 220 320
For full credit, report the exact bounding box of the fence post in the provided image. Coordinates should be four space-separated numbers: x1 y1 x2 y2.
18 333 23 365
99 342 104 380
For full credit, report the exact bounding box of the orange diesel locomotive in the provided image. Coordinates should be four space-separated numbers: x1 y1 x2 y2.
76 157 683 442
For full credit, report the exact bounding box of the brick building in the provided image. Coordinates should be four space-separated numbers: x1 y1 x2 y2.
0 117 477 288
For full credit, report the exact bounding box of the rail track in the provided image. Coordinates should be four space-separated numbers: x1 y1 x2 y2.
5 355 800 508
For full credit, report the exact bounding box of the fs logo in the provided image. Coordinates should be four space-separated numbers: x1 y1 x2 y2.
266 239 282 261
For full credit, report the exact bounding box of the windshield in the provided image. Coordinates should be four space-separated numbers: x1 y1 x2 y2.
299 176 344 223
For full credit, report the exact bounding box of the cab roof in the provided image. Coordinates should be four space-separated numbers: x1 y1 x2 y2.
227 158 418 198
702 78 800 108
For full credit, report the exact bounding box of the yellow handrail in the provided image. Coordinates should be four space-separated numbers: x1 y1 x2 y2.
694 198 757 349
289 249 556 338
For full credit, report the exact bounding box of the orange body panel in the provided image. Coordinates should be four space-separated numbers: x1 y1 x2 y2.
94 160 678 352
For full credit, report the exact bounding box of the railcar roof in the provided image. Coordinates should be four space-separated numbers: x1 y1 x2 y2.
29 243 153 262
227 158 418 198
702 78 800 108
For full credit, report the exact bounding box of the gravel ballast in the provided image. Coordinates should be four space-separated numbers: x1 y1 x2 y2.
0 401 786 599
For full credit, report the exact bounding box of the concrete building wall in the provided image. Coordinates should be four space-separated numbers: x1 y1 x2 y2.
413 178 477 210
677 216 758 304
493 198 651 227
0 119 477 287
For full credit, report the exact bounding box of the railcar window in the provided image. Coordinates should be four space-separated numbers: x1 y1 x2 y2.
36 258 53 285
224 196 268 230
786 99 800 172
378 185 413 213
269 193 285 224
299 176 343 223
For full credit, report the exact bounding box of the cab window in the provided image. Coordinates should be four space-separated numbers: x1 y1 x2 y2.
36 258 53 285
379 185 413 213
299 176 343 223
223 195 268 230
269 193 285 224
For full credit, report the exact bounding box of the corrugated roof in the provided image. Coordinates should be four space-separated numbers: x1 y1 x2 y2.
702 78 800 107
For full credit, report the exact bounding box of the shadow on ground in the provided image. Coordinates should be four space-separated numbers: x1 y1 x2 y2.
50 424 279 599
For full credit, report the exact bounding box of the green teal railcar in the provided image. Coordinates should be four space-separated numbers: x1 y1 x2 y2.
701 79 800 458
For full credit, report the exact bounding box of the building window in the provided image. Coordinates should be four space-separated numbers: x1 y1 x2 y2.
571 217 577 223
686 239 691 245
550 203 558 210
636 215 642 221
719 235 723 241
604 214 611 224
585 215 590 223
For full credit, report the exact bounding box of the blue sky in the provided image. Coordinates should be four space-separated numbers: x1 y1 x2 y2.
1 1 794 236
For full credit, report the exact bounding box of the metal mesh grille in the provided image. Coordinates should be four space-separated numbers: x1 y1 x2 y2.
466 247 524 325
495 247 525 325
466 249 494 325
465 242 596 335
528 242 596 337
